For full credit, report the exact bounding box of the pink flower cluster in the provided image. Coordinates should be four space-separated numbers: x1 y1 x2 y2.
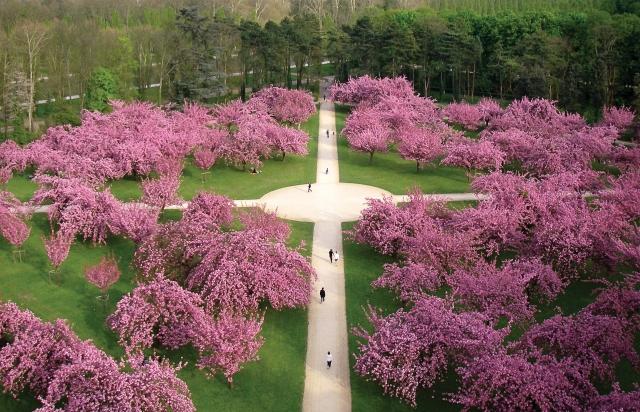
351 171 640 408
333 76 456 168
107 278 263 384
250 86 316 125
0 190 30 247
0 302 195 411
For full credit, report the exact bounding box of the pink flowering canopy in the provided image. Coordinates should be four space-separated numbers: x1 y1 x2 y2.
353 296 506 407
329 75 415 107
108 277 264 384
442 102 483 130
598 105 635 133
0 190 31 247
0 302 195 411
85 256 121 293
250 86 316 125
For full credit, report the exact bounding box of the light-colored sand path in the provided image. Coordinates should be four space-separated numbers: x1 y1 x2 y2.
302 77 351 412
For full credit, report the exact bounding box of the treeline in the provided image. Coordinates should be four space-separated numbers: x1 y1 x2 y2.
1 0 639 142
332 9 640 116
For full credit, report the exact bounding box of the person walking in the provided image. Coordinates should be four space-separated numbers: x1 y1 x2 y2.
320 287 326 303
325 167 329 174
326 351 333 369
329 248 334 263
334 251 340 263
326 129 330 138
307 183 312 192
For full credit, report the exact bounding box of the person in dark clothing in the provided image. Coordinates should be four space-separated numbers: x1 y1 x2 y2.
329 248 334 263
320 287 326 303
326 129 330 138
308 183 312 192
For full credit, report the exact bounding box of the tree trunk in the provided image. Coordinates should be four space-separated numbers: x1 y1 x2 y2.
369 151 374 164
416 161 420 173
282 150 286 160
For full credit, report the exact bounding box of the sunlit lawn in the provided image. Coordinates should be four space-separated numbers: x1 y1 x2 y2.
0 213 314 412
334 105 470 195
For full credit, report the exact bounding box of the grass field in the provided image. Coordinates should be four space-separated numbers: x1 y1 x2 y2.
334 105 470 195
0 213 314 412
342 216 640 412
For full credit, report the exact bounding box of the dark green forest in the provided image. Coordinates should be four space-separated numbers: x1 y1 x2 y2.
1 0 639 141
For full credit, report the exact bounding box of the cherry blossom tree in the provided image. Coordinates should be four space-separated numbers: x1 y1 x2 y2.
239 207 291 243
442 102 483 130
341 108 391 164
449 259 563 324
0 302 195 411
85 256 121 298
185 230 315 313
397 126 445 172
141 173 181 210
42 231 73 269
476 98 503 125
329 75 415 106
442 137 505 176
182 192 234 229
0 191 30 248
250 86 316 125
598 106 635 133
108 278 264 385
31 176 120 244
452 352 597 412
353 296 506 407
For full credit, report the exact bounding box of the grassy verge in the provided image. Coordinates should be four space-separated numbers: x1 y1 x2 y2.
0 214 314 412
335 105 470 195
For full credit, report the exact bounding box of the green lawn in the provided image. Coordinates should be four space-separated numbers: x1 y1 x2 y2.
334 105 470 195
0 213 314 412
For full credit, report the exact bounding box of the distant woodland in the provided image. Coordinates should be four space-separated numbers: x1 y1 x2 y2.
1 0 639 140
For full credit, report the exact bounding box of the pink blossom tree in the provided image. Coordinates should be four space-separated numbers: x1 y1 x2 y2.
397 126 445 172
341 109 391 164
185 230 315 313
0 302 195 411
442 137 505 177
42 231 73 271
250 86 316 126
598 106 635 133
0 191 30 249
329 75 415 106
85 256 121 300
239 207 291 243
141 173 181 210
442 102 483 130
108 278 264 385
353 296 506 407
451 352 597 411
193 311 264 387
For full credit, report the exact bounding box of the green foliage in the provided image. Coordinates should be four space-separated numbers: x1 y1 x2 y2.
86 67 117 112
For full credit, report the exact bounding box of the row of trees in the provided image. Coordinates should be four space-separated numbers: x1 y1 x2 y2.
331 76 637 177
343 75 640 410
3 1 639 142
331 9 640 115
